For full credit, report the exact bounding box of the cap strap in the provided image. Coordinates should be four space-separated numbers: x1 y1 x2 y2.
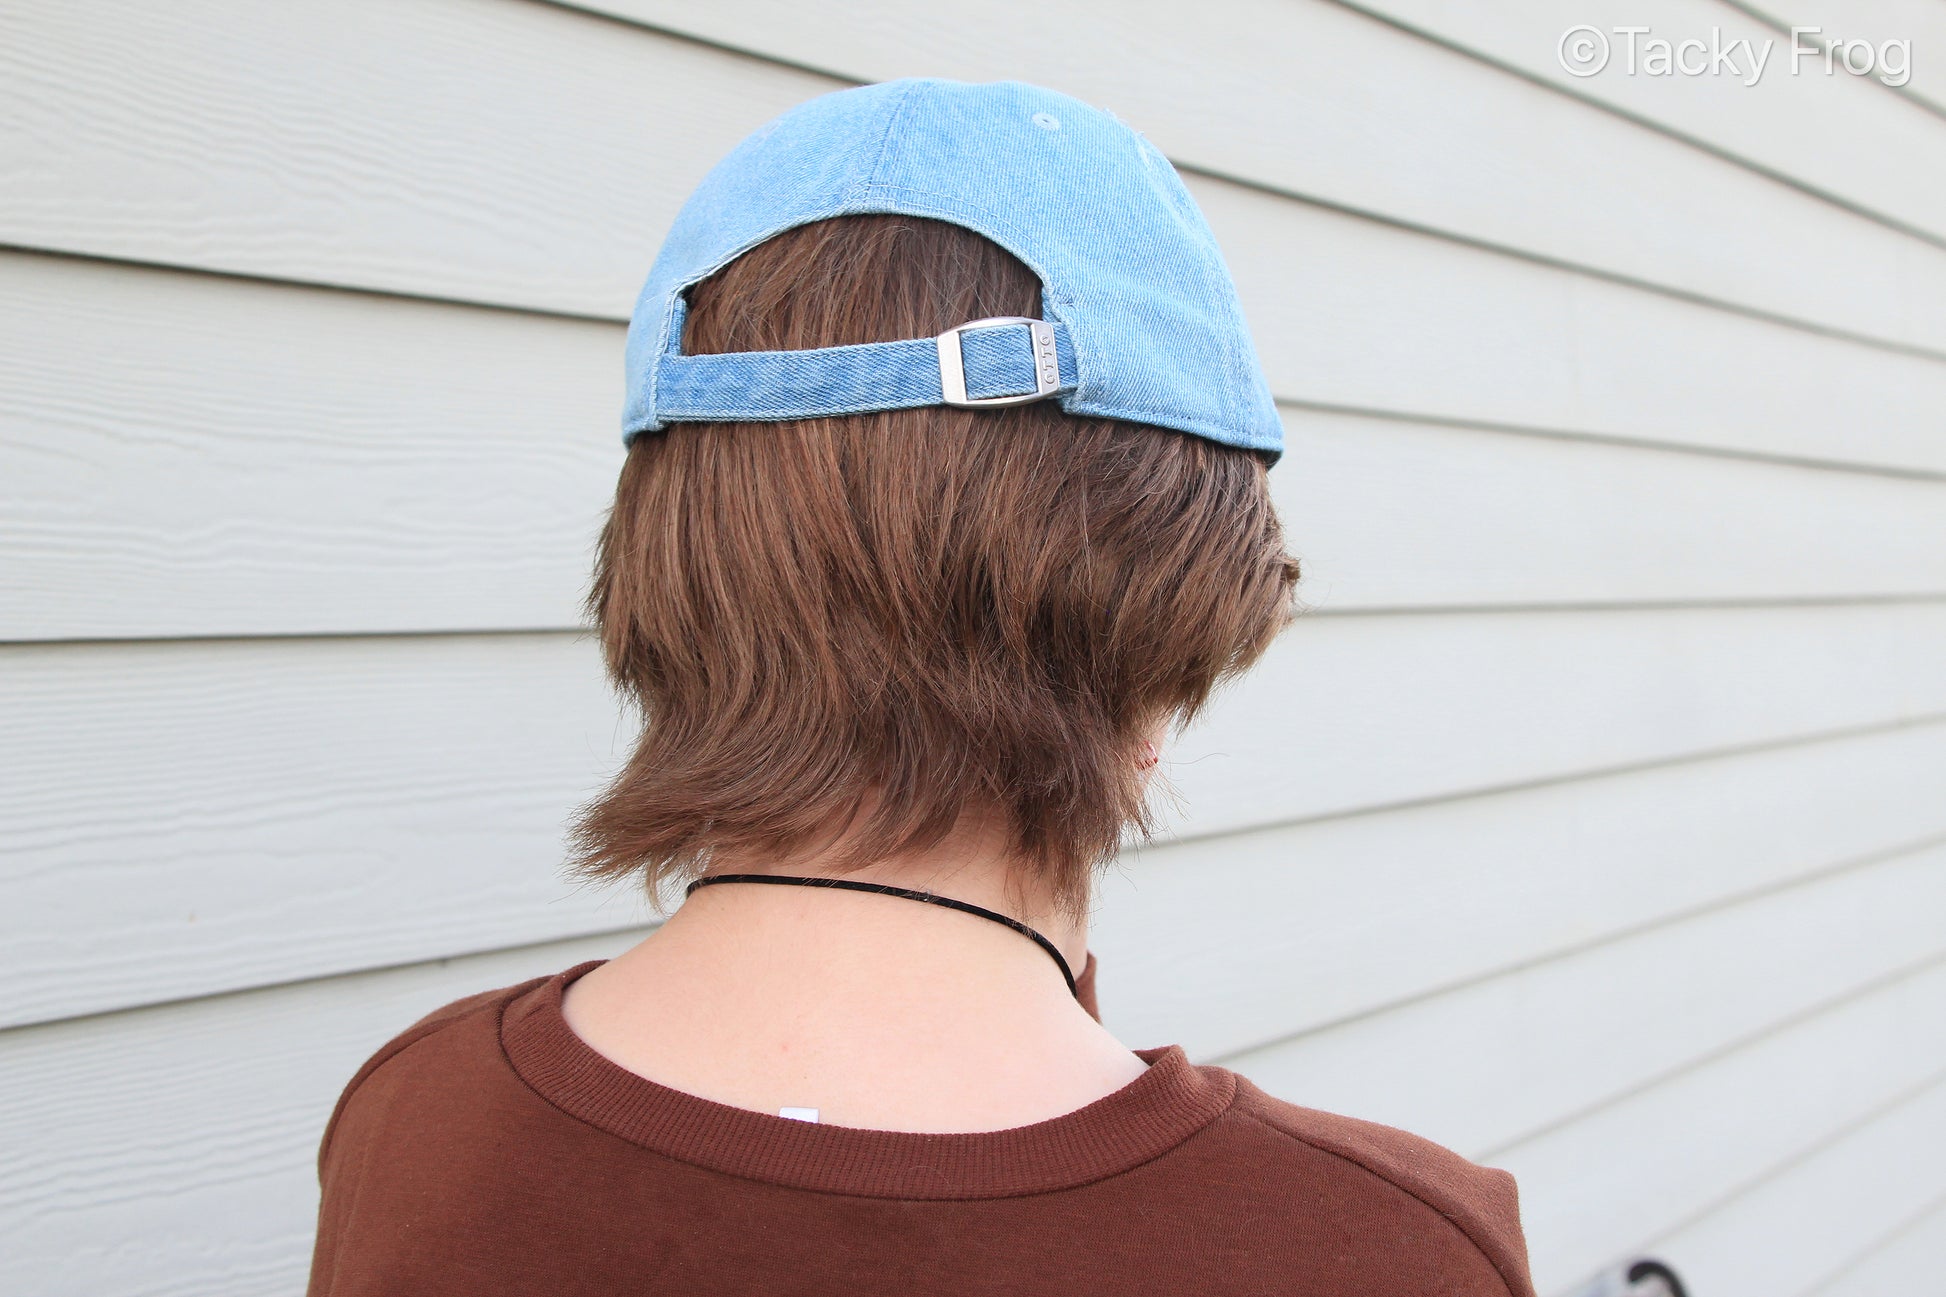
655 317 1077 422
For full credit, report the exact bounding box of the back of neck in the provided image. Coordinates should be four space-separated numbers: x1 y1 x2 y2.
559 855 1145 1132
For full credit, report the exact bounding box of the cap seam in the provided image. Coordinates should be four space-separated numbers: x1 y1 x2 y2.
856 79 924 201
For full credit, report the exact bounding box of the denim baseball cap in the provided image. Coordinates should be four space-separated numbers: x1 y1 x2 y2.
621 77 1282 460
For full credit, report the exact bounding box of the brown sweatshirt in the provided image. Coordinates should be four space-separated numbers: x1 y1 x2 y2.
307 957 1536 1296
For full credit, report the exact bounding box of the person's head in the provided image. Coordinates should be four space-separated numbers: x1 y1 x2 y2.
572 213 1298 919
572 79 1300 920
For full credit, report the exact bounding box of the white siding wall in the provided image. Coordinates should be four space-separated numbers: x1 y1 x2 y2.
3 2 1943 1294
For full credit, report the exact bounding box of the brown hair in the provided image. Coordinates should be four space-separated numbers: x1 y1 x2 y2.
571 215 1298 917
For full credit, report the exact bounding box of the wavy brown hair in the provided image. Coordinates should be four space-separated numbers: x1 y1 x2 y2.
571 215 1299 917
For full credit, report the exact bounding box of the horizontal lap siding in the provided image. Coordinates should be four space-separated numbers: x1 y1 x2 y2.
8 0 1946 349
6 738 1942 1296
1098 723 1946 1059
0 254 620 640
9 610 1946 1027
1210 180 1946 476
2 2 1942 1295
8 236 1946 640
1340 0 1946 238
0 933 641 1297
575 0 1946 352
1809 1189 1946 1297
1739 1 1946 115
1500 961 1946 1291
0 0 827 317
1651 1070 1946 1297
1 633 644 1027
1273 411 1946 610
1221 840 1946 1159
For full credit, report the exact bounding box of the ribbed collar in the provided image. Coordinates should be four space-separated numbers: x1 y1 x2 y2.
501 959 1235 1200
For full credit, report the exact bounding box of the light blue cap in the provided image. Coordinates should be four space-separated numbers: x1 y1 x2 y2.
621 78 1282 460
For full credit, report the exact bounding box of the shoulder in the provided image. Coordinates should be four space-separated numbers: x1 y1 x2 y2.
315 961 596 1170
308 964 610 1294
1213 1071 1536 1297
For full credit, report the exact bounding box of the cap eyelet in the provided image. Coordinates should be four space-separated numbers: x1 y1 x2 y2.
1031 112 1061 131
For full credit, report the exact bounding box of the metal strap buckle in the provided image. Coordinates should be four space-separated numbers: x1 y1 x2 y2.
936 316 1060 408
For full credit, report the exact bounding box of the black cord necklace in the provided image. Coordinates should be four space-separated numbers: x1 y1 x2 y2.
683 873 1080 1000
